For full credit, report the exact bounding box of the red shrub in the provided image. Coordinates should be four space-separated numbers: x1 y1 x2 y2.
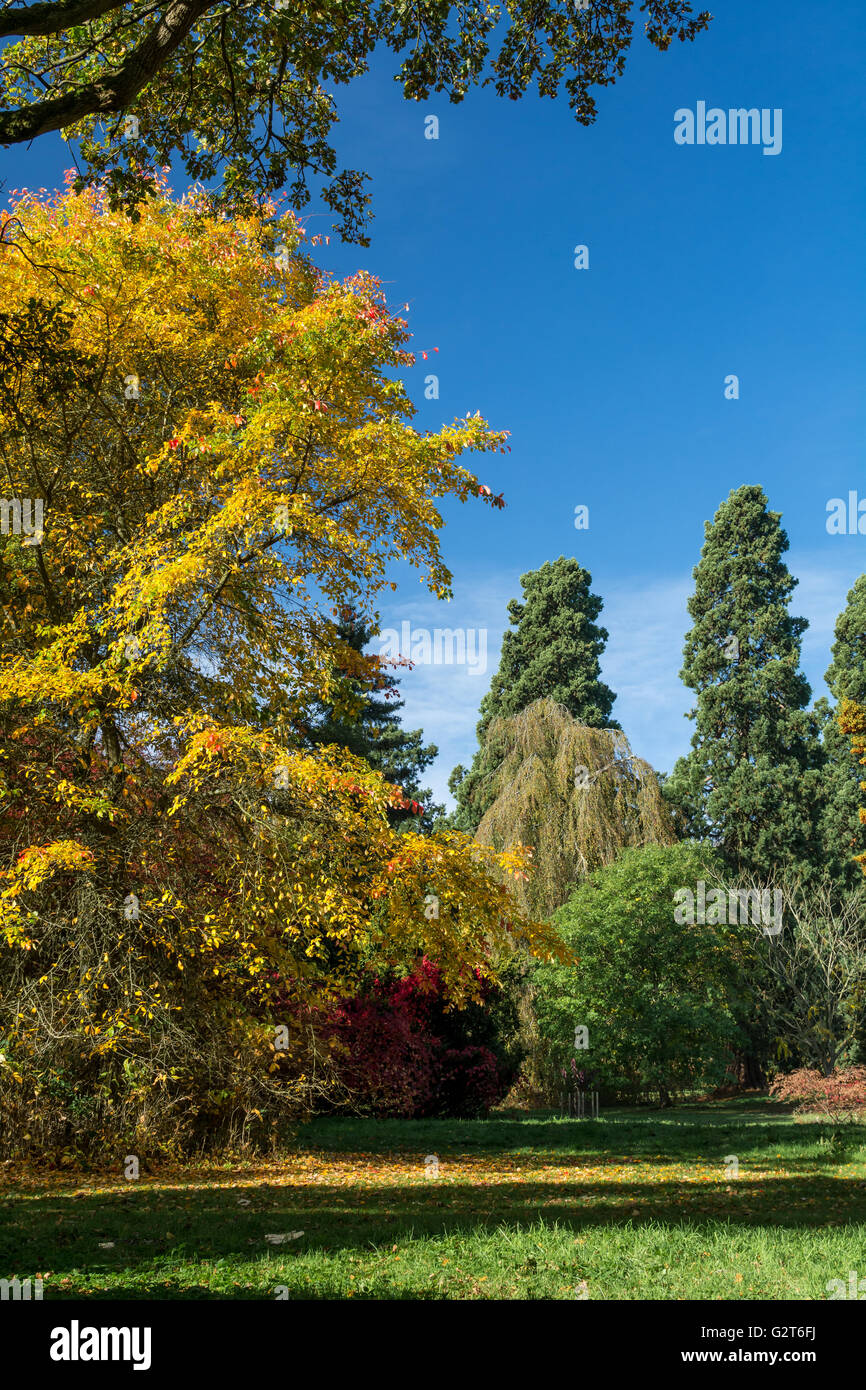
770 1067 866 1122
435 1046 502 1118
326 959 505 1118
328 981 439 1117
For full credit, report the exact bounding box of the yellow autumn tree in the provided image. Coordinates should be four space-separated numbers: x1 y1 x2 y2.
0 178 560 1156
838 697 866 875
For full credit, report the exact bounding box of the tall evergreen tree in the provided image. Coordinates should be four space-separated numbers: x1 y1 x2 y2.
307 609 442 830
820 575 866 883
665 485 823 880
450 556 618 832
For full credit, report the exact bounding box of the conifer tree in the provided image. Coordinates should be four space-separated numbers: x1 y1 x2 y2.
838 698 866 880
665 485 823 880
824 576 866 881
451 557 618 832
307 609 442 829
474 698 675 919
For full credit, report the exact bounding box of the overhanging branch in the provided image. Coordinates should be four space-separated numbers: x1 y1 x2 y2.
0 0 216 142
0 0 128 40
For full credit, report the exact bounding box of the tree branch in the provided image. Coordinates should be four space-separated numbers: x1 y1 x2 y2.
0 0 216 142
0 0 128 40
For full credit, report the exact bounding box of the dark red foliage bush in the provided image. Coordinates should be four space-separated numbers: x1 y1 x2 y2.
435 1044 502 1118
326 958 507 1118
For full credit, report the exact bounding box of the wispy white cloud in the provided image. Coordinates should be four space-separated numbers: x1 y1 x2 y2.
794 551 866 689
598 575 693 777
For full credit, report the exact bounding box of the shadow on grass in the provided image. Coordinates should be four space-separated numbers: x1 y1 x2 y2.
293 1113 863 1160
3 1169 866 1285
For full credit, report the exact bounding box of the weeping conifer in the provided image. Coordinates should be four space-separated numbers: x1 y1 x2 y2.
474 698 675 918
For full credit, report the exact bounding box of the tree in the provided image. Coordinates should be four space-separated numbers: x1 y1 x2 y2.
0 182 561 1156
468 698 674 1097
820 576 866 883
326 956 516 1118
471 698 674 919
771 1067 866 1126
838 696 866 879
664 485 823 881
305 607 442 830
753 877 866 1076
533 843 746 1107
451 556 618 832
0 1 712 236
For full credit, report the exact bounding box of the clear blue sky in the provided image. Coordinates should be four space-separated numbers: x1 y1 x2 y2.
5 0 865 805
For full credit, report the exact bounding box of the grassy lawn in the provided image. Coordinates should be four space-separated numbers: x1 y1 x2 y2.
2 1099 865 1300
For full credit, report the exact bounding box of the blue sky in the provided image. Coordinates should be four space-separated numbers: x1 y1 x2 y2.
4 0 865 805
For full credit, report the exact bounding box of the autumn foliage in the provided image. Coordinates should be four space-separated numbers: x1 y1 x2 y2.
0 181 559 1157
770 1067 866 1124
838 697 866 876
326 958 506 1118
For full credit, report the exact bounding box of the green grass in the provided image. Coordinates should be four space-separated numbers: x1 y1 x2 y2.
3 1100 865 1299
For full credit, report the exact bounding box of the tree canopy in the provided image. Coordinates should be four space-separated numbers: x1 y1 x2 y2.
838 695 866 881
0 182 561 1153
664 485 823 881
0 0 711 235
305 607 442 830
533 842 746 1105
820 576 866 883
